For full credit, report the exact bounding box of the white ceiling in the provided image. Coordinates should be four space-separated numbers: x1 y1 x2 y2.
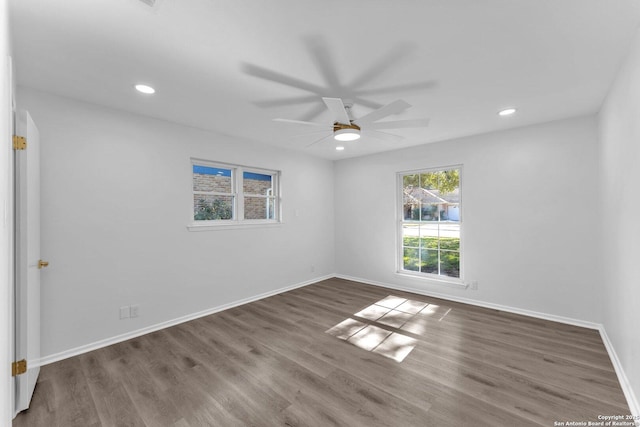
10 0 640 159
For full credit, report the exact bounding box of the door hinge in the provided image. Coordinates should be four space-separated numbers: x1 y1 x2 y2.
12 359 27 376
13 135 27 150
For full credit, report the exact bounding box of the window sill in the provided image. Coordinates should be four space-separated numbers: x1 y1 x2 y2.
187 221 282 232
395 271 467 289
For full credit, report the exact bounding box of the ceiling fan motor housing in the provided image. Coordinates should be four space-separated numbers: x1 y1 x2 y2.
333 122 361 132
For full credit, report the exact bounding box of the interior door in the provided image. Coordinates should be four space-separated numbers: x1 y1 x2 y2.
14 109 42 413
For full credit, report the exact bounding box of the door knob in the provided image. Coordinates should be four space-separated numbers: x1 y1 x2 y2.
38 260 49 269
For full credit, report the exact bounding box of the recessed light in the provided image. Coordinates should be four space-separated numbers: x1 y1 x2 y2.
498 108 516 116
135 84 156 94
336 146 345 151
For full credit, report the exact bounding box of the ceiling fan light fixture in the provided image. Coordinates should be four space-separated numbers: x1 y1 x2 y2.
334 129 360 141
333 123 361 141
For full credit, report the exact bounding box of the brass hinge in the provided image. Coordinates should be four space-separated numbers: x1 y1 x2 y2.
13 135 27 150
12 359 27 376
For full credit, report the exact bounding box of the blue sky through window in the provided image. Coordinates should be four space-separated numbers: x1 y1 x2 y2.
192 166 271 181
243 171 272 181
193 165 231 176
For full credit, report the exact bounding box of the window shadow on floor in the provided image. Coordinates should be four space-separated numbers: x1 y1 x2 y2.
325 295 451 362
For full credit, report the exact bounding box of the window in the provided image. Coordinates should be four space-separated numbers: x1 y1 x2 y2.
191 159 280 227
398 166 461 280
242 171 277 220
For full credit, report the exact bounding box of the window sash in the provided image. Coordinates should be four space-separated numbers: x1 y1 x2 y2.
242 170 275 197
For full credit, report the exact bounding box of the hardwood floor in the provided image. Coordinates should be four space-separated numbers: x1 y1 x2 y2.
14 278 630 426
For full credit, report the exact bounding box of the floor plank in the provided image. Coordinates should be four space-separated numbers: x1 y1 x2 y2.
14 278 631 426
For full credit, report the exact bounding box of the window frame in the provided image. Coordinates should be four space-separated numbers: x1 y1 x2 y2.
396 165 464 286
188 158 281 231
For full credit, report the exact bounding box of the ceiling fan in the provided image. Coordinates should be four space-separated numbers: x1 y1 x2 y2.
243 36 436 125
274 97 430 146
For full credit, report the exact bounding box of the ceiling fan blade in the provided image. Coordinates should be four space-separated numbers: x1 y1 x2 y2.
350 96 384 110
292 129 334 137
354 99 411 125
273 118 329 128
242 63 326 94
299 102 328 122
254 95 320 108
305 36 341 89
283 130 331 143
369 118 430 130
348 43 416 89
357 81 436 96
322 97 351 124
306 134 334 147
365 130 405 143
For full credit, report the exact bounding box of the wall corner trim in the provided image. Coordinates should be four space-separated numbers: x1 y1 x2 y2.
35 274 334 367
599 326 640 417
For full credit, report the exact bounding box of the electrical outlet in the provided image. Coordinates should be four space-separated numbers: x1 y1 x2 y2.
310 265 315 273
470 281 479 290
130 304 140 318
119 306 130 319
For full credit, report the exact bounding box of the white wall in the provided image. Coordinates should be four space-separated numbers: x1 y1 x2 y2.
17 87 335 359
1 0 13 423
598 28 640 415
335 116 602 323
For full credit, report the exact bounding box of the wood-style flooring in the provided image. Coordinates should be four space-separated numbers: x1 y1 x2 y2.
14 278 630 426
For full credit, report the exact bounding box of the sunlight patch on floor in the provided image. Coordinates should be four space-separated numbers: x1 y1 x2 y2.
325 295 450 362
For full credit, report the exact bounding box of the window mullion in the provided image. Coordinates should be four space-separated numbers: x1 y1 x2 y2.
235 167 243 222
437 218 441 276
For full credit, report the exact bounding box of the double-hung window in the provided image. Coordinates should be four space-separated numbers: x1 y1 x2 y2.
398 166 462 280
191 159 280 228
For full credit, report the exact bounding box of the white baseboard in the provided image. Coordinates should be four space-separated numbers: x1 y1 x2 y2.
334 274 601 330
35 274 334 367
599 326 639 417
